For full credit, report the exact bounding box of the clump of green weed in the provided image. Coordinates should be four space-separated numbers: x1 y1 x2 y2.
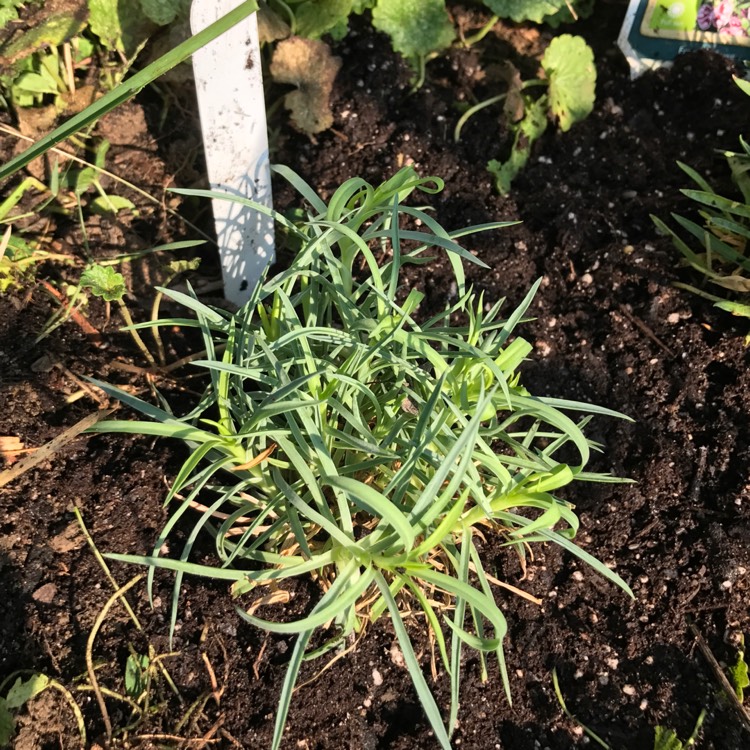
653 76 750 344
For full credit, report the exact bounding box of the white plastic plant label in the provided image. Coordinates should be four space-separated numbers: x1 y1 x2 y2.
191 0 274 305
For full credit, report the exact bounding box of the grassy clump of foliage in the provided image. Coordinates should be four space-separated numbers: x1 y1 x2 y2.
653 76 750 344
91 165 632 749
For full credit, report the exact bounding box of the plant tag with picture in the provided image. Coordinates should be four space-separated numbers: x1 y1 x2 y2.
619 0 750 77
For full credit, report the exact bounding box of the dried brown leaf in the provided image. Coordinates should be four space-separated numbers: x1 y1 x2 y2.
257 6 290 44
0 436 25 466
244 589 291 617
270 37 342 135
713 274 750 293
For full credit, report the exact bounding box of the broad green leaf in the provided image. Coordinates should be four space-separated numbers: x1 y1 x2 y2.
139 0 188 26
483 0 568 23
653 710 706 750
80 264 127 302
729 641 749 701
0 698 13 746
653 726 686 750
5 674 49 710
91 195 137 215
542 35 596 132
294 0 352 37
88 0 124 50
0 11 86 61
734 75 750 98
0 0 24 29
12 71 59 96
372 0 454 61
124 653 150 699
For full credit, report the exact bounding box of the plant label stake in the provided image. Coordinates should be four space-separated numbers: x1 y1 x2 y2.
191 0 274 305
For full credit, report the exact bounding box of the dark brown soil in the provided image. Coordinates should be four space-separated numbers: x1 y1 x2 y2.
1 2 749 749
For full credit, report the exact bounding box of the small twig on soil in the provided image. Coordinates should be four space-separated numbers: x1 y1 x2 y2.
219 728 244 748
687 618 750 734
195 715 225 749
687 446 709 505
0 409 111 489
57 364 109 406
252 634 269 681
133 734 220 746
199 625 225 706
619 304 675 358
74 506 141 628
74 506 184 703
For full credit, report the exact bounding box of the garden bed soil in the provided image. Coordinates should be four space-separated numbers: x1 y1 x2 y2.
1 2 750 748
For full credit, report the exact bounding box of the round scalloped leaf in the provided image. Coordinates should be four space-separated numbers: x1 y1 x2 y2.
80 264 127 302
270 37 342 134
483 0 569 23
294 0 352 39
372 0 454 60
541 35 596 133
139 0 188 26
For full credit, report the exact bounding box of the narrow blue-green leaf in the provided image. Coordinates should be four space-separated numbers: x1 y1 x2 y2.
528 522 633 597
272 164 328 215
402 578 451 675
155 287 230 326
88 420 222 445
324 475 415 550
167 440 224 501
417 567 508 643
239 562 373 634
272 468 356 550
267 560 353 750
86 378 176 423
449 529 472 737
374 571 452 750
409 388 494 521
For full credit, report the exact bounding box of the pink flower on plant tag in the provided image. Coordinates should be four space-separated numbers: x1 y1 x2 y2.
714 0 738 29
697 3 716 28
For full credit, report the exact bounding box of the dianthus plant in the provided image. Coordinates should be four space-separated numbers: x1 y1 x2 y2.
91 166 632 750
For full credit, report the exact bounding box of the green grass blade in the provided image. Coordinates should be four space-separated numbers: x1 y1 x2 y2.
374 571 453 750
324 475 415 551
448 529 472 737
239 561 373 634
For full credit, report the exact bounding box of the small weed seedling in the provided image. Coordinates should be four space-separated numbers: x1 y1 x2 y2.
455 34 596 194
729 635 749 702
80 264 156 366
91 166 633 750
